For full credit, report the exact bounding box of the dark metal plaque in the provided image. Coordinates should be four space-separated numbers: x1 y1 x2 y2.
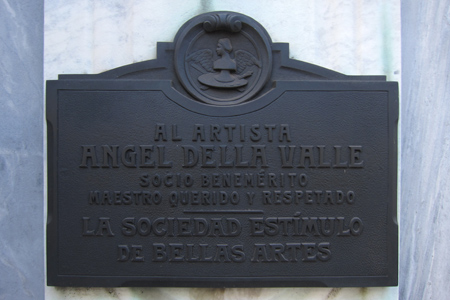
47 11 398 287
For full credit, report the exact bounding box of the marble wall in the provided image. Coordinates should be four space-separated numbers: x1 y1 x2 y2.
44 0 401 81
0 1 44 299
400 1 450 299
4 0 449 299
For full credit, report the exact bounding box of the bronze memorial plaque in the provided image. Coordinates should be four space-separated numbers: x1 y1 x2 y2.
47 11 398 287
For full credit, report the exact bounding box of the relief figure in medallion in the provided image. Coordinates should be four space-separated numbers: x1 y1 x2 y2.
187 38 261 91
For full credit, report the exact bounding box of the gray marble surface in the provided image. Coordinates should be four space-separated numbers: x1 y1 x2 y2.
44 0 401 81
400 1 450 299
0 1 44 299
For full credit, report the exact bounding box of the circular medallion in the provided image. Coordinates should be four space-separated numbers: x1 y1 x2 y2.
174 12 272 106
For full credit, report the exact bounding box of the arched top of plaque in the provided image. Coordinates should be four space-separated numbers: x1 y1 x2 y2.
57 10 388 115
174 12 272 106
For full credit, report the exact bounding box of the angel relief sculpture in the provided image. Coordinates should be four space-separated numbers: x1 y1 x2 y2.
186 38 261 91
